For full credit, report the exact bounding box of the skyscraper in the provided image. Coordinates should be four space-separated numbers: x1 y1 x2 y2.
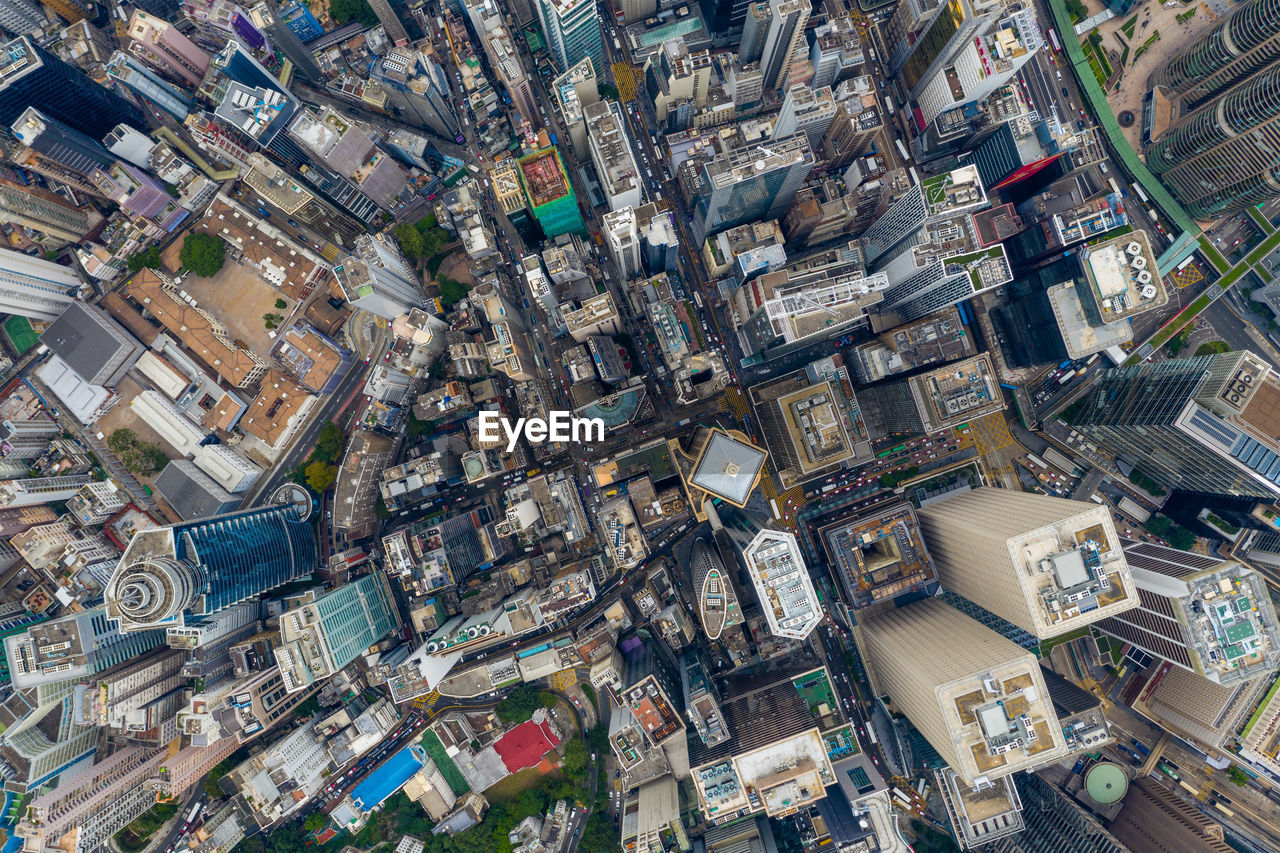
333 233 423 319
366 0 410 44
692 135 814 243
1147 0 1280 114
0 173 93 244
1070 351 1280 498
916 488 1139 638
1096 539 1280 686
274 572 399 692
104 485 317 632
126 9 210 87
0 36 145 139
105 52 194 121
536 0 605 76
0 247 81 322
857 597 1068 787
1146 62 1280 219
759 0 809 93
0 0 43 35
9 106 116 195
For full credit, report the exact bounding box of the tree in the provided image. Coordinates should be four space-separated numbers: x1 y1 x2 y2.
439 274 469 307
1146 516 1172 537
496 684 542 724
107 429 169 476
393 222 425 261
587 725 610 753
179 232 225 277
1226 765 1250 786
303 813 327 831
1065 0 1087 19
1166 525 1197 550
329 0 379 26
562 739 588 775
597 83 619 100
538 690 558 709
263 312 284 330
274 298 288 310
304 460 338 493
107 428 138 455
127 245 163 272
578 814 618 853
315 421 345 463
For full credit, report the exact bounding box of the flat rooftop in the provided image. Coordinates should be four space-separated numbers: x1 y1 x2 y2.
821 502 937 609
851 306 973 383
1003 503 1139 637
921 164 988 217
909 352 1003 431
621 674 683 746
743 529 819 641
773 380 852 472
1081 231 1168 323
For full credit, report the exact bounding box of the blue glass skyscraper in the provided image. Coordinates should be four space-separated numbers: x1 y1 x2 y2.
106 486 318 632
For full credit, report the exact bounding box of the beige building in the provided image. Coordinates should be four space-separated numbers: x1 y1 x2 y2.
857 598 1067 787
917 489 1139 639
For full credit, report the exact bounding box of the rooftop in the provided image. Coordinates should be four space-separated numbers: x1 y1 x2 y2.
905 352 1003 432
1080 230 1168 323
851 306 974 383
921 164 989 217
518 149 571 208
686 429 767 507
620 674 684 746
241 369 311 447
821 502 937 609
742 529 819 641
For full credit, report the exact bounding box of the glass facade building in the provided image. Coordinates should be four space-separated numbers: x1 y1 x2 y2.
537 0 605 77
1072 352 1280 499
0 37 145 140
106 490 317 631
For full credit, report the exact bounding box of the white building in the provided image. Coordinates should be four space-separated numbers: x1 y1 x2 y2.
585 100 642 211
741 528 820 640
0 246 81 322
194 444 260 493
130 389 207 456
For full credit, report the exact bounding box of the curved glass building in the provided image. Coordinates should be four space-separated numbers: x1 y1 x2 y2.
1147 62 1280 220
106 487 317 631
690 538 741 641
1149 0 1280 112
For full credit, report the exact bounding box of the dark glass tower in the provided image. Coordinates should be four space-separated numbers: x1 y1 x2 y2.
1071 352 1280 499
105 486 318 632
0 36 145 139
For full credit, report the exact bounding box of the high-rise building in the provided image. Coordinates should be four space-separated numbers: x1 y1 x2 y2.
0 475 89 507
274 573 399 692
857 597 1068 787
246 0 324 81
105 52 193 121
1146 61 1280 219
0 246 80 322
0 173 93 244
1096 539 1280 686
603 207 644 281
820 501 938 609
916 489 1139 638
366 0 409 44
759 0 809 93
774 85 837 150
585 100 642 211
0 36 145 138
104 486 317 632
518 147 587 237
4 606 167 691
0 0 43 34
689 537 743 641
740 528 820 640
809 16 865 90
1071 351 1280 498
536 0 605 76
1147 0 1280 115
861 352 1003 436
913 4 1041 128
126 10 209 87
333 233 422 320
9 106 116 196
693 134 814 243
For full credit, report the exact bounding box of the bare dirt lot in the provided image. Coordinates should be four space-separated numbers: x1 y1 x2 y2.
178 261 296 361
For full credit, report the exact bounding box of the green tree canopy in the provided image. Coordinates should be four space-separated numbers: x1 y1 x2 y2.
562 738 588 775
1166 525 1196 550
127 245 163 272
329 0 379 26
1226 765 1250 786
107 429 169 476
1146 516 1172 537
314 421 345 463
496 684 543 724
179 232 225 277
305 460 338 493
393 222 425 261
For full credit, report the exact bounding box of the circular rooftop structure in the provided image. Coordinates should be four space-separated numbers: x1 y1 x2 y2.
1085 762 1128 804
